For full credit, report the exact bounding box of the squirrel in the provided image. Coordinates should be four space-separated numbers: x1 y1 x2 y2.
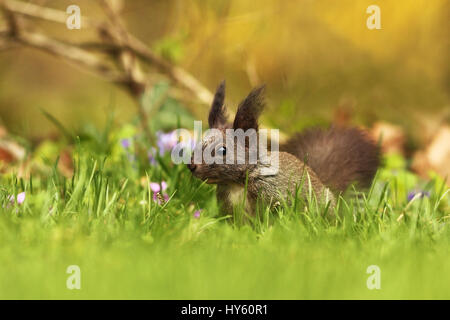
187 81 380 215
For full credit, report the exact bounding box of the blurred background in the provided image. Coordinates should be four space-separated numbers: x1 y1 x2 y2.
0 0 449 177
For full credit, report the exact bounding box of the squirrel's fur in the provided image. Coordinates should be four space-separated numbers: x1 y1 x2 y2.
281 127 380 193
188 81 380 215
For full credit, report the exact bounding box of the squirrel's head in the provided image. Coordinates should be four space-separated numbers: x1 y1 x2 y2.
187 81 266 185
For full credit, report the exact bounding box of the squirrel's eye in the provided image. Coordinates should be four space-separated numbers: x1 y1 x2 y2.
217 146 226 156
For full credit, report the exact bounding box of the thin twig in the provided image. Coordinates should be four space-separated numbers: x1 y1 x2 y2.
99 0 152 142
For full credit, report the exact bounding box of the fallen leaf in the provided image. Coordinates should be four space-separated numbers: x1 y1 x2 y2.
58 148 74 178
0 139 26 163
411 125 450 179
370 121 406 155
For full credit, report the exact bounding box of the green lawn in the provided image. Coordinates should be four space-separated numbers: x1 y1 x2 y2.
0 134 449 299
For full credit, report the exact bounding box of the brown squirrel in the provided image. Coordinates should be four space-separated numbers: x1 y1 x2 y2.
187 81 380 215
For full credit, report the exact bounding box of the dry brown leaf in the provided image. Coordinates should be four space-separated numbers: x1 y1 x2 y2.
411 125 450 179
58 148 74 178
0 139 26 163
370 121 406 155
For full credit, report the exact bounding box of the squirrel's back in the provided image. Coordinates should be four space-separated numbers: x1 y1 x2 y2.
281 127 380 192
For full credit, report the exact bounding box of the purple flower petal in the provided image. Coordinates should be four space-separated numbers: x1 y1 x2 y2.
161 181 168 191
407 190 430 202
156 131 178 156
194 209 202 219
7 192 26 205
150 183 161 193
120 138 131 149
17 192 25 204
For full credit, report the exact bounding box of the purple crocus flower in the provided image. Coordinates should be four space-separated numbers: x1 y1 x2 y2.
150 181 169 204
120 138 131 149
149 181 167 193
7 192 25 205
193 209 202 219
17 192 25 204
407 190 430 202
156 131 178 156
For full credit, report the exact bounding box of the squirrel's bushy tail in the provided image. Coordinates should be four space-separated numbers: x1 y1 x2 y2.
281 127 380 192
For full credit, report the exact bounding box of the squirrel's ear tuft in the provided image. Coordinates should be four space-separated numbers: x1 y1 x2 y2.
208 80 228 128
233 85 266 131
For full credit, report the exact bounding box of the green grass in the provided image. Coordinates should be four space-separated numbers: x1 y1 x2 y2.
0 132 449 300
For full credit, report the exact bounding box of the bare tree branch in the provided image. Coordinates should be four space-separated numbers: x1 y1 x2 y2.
0 0 215 145
99 0 151 142
1 0 96 26
0 0 214 108
19 31 124 80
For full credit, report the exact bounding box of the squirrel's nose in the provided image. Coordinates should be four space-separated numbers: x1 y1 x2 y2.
187 163 197 172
